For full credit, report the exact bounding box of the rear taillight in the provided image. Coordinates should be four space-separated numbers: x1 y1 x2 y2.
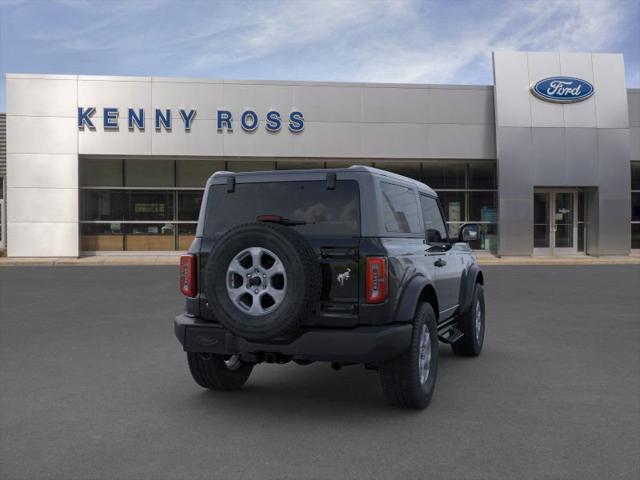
366 257 388 304
179 254 197 297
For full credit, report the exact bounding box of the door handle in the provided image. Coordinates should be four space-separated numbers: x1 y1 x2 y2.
434 258 447 268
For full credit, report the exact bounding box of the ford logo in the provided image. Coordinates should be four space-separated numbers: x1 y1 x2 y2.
531 77 594 103
195 334 219 346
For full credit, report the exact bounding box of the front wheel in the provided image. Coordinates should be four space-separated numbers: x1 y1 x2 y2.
451 283 485 357
379 303 438 409
187 353 253 390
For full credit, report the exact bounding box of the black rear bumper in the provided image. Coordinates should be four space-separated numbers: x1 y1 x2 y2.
174 314 411 363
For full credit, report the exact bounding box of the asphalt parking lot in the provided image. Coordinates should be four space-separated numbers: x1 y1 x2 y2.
1 265 639 480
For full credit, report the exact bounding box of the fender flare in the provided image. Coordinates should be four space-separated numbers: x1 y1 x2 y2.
458 264 483 315
394 275 433 323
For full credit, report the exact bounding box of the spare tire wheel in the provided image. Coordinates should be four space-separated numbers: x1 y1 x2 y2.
204 223 322 341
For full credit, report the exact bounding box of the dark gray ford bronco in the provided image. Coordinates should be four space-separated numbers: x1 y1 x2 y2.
174 166 485 409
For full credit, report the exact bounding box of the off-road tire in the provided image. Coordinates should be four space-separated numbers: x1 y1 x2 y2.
187 353 253 390
379 302 439 409
204 222 322 341
451 283 485 357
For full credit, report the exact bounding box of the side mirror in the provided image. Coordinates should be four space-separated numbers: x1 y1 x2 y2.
459 223 480 243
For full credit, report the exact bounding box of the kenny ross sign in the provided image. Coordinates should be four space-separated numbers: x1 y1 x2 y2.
530 77 594 103
77 107 304 133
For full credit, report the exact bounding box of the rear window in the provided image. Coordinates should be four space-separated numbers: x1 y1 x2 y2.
204 180 360 236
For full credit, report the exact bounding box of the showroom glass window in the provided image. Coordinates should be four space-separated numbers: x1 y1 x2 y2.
81 158 497 252
632 162 640 250
79 158 224 252
375 160 497 250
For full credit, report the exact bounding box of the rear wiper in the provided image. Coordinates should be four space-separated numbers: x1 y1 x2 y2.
256 215 308 226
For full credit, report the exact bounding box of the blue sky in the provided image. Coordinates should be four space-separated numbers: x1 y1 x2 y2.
0 0 639 111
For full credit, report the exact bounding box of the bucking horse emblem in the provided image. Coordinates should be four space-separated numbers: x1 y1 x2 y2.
336 268 352 286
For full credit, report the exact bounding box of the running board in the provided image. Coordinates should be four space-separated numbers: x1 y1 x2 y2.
438 326 464 344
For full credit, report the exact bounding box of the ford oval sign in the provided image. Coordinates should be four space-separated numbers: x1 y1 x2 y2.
531 77 594 103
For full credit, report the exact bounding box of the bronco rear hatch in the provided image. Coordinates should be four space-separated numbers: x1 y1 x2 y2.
199 177 362 325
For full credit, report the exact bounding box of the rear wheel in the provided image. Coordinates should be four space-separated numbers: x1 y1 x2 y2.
451 283 485 357
187 353 253 390
379 302 438 409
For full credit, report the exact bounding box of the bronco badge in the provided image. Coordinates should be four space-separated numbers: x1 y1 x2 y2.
336 268 351 286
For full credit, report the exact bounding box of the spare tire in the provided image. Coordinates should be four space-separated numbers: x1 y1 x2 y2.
204 222 322 341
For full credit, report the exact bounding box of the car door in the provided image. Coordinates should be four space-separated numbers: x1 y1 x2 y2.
419 194 462 318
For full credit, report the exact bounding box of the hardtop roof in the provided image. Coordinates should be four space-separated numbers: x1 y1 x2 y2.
210 165 437 197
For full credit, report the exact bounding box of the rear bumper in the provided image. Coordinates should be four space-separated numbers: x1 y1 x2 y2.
174 314 411 363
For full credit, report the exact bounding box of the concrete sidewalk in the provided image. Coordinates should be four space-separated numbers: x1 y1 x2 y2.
0 255 182 266
474 252 640 265
1 252 639 267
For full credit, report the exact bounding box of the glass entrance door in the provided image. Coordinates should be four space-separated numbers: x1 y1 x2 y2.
533 189 579 255
533 192 551 252
553 192 576 254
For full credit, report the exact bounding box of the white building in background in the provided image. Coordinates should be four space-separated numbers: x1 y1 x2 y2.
2 51 639 257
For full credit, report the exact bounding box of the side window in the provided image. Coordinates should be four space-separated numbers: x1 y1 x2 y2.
420 195 448 244
380 182 421 234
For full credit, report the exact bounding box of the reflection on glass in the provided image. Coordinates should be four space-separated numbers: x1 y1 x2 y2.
632 192 640 222
277 160 325 170
381 182 422 234
554 193 574 249
176 160 224 187
227 160 276 172
437 192 465 223
178 191 203 221
77 159 502 251
632 162 640 191
479 223 498 251
80 158 123 187
178 224 197 250
533 192 550 248
129 191 174 221
632 224 640 249
578 223 585 252
122 223 174 251
555 224 573 248
534 225 550 248
375 161 420 180
469 191 496 222
534 193 549 224
422 162 466 189
325 161 374 169
125 159 175 187
419 195 447 242
80 223 124 251
451 223 497 251
205 180 361 236
81 190 126 221
448 223 462 239
468 162 496 189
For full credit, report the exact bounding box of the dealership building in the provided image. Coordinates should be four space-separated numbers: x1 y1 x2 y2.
1 51 639 257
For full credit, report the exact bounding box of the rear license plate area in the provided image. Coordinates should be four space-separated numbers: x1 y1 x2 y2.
185 327 228 353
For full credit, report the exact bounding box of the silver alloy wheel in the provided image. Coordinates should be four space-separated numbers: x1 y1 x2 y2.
418 324 432 384
474 299 482 342
226 247 287 316
224 354 242 371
